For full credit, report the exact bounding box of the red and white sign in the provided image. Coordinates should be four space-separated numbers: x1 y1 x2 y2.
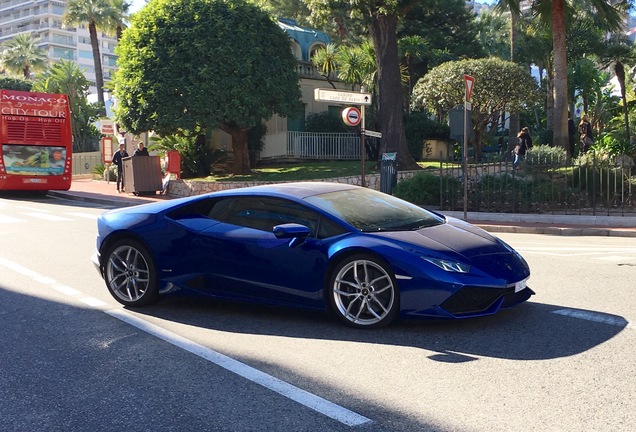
101 119 115 135
464 75 475 102
342 107 361 127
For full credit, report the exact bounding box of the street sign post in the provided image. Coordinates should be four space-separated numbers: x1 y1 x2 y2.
364 130 382 138
463 75 475 220
314 89 372 105
342 107 361 127
315 87 373 187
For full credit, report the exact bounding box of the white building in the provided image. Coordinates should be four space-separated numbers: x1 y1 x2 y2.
0 0 118 92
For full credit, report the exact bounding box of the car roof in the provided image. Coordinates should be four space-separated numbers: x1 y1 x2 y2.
214 181 360 200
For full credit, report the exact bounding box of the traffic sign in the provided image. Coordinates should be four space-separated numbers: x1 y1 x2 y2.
342 107 361 126
364 130 382 138
464 75 475 102
314 88 372 105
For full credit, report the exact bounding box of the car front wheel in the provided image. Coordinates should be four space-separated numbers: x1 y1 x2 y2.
328 254 399 329
104 239 158 307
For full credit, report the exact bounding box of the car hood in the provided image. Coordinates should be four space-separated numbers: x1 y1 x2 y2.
372 217 506 259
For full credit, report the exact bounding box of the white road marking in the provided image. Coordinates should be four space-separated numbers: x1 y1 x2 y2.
107 308 372 426
65 212 99 220
21 212 73 222
552 309 633 329
0 215 25 224
0 255 373 427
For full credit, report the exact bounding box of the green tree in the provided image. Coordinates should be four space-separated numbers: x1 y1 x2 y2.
311 43 339 89
496 0 628 152
412 58 540 161
1 33 47 79
305 0 420 170
0 76 32 91
113 0 302 175
64 0 116 114
32 60 102 152
599 34 636 144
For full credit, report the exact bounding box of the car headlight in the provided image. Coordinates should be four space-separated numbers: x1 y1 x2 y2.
422 257 471 273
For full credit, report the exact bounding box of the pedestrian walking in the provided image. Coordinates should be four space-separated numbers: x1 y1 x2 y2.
579 114 593 154
513 127 532 170
112 143 129 192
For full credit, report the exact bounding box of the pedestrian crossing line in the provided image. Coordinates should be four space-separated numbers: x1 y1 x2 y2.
21 212 73 222
65 212 99 220
552 309 633 329
0 215 25 224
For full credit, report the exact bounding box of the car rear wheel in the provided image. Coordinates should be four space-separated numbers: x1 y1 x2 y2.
104 240 158 307
328 254 399 329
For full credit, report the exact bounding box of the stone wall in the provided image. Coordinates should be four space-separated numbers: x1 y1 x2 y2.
166 170 420 198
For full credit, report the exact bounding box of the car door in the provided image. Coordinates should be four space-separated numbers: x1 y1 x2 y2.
198 196 331 308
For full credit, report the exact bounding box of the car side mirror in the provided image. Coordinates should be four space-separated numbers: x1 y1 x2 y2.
273 223 311 247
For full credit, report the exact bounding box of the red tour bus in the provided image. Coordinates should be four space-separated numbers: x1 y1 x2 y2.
0 89 72 191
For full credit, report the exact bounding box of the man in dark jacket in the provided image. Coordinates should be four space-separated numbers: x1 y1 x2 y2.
133 142 149 156
112 143 129 192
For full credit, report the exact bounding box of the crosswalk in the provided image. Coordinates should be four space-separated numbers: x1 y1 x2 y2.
0 202 100 224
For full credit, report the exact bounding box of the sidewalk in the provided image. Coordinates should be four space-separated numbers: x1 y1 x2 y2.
49 177 636 238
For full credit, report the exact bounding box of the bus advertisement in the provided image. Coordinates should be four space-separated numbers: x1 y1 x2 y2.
0 89 72 191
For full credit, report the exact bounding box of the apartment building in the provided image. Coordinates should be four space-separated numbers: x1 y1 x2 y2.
0 0 117 92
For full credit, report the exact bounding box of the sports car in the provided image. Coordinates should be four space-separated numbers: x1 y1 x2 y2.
92 182 533 328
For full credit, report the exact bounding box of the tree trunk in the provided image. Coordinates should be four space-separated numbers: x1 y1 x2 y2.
508 11 519 154
615 62 630 144
551 0 568 150
370 14 420 171
223 124 251 175
545 62 554 131
89 22 106 115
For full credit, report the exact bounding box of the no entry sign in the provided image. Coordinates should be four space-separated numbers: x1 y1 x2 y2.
342 107 361 126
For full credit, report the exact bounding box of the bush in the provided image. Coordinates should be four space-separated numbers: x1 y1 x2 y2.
393 171 460 206
305 111 351 133
526 144 567 165
403 111 450 161
92 163 118 181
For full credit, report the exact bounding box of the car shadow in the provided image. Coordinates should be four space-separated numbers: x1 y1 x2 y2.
127 297 628 362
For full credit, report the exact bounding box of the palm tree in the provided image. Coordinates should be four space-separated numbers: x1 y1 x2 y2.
311 43 339 89
33 60 101 151
63 0 114 114
106 0 130 41
1 33 47 79
497 0 627 151
599 34 636 144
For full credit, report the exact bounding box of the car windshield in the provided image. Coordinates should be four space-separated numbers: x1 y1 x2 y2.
304 188 445 232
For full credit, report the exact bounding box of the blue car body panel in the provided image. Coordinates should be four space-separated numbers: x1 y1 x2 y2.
95 182 533 320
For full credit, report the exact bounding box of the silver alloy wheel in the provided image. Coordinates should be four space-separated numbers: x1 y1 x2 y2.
106 244 151 303
332 258 395 326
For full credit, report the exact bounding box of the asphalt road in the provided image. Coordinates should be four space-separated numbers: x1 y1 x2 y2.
1 193 634 432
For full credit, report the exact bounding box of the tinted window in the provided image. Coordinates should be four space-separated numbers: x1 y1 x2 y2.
305 188 444 232
211 196 345 239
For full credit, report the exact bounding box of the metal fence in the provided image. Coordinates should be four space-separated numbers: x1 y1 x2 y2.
287 132 360 160
434 157 635 216
72 151 102 176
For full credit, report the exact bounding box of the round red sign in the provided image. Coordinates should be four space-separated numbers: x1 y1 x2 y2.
342 107 361 127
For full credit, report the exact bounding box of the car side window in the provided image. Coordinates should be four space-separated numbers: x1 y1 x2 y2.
213 197 314 236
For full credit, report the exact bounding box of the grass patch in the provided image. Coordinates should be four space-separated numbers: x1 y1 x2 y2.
190 160 450 182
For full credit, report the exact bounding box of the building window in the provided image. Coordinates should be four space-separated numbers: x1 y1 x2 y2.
52 4 65 15
51 33 74 46
78 36 91 44
102 55 117 67
79 50 93 59
52 47 74 60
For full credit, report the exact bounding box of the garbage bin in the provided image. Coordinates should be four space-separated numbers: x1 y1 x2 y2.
380 152 398 194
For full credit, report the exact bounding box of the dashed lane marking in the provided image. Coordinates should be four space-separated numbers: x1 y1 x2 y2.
0 255 373 427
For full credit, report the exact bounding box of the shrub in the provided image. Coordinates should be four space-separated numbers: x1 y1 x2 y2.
305 111 351 133
393 171 460 206
403 111 450 161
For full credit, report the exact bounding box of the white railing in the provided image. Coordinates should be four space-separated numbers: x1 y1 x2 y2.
261 131 360 160
287 132 360 160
